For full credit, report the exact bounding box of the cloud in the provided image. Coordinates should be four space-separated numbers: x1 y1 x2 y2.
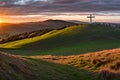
0 0 120 15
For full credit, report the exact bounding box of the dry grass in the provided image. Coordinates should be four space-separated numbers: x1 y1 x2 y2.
29 48 120 80
0 52 35 80
30 48 120 70
0 48 120 80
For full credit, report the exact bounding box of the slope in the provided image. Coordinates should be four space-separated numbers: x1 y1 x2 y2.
0 48 120 80
0 52 35 80
29 48 120 80
0 24 120 56
0 20 77 39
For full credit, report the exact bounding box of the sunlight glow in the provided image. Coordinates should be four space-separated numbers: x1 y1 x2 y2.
0 19 3 23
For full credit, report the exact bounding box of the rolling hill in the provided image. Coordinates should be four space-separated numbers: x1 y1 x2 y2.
0 51 98 80
0 20 77 39
0 48 119 80
0 23 120 80
0 23 120 56
29 48 120 80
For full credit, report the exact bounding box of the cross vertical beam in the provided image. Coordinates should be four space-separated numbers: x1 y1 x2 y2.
87 14 95 24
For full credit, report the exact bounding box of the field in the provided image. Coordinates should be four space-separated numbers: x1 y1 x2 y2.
28 48 120 80
0 24 120 80
0 24 120 56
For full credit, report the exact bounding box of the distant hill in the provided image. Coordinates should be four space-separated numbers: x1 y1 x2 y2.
0 20 77 39
68 20 85 24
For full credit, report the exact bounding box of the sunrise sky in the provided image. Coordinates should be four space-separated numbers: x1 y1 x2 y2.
0 0 120 23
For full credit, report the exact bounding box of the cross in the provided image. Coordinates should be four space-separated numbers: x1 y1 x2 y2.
87 14 95 24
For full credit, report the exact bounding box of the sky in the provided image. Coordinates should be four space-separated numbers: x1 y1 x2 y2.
0 0 120 23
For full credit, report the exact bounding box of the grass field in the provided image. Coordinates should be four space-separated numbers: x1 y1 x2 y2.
0 24 120 56
0 51 98 80
27 48 120 80
26 58 97 80
0 24 120 80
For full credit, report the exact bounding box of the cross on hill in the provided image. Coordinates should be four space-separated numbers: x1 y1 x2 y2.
87 14 95 24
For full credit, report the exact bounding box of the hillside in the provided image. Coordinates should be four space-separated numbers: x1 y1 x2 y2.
0 20 77 39
0 24 120 56
0 48 119 80
0 50 99 80
29 48 120 80
0 52 35 80
0 51 98 80
35 48 120 71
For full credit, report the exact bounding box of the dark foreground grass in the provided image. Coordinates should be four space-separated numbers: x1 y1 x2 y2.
0 51 98 80
28 48 120 80
0 48 120 80
25 58 98 80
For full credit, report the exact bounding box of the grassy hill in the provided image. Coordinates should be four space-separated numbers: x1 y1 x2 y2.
0 51 98 80
35 48 120 71
0 48 119 80
0 24 120 56
28 48 120 80
0 22 120 80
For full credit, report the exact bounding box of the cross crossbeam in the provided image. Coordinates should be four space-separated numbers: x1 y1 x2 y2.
87 14 95 24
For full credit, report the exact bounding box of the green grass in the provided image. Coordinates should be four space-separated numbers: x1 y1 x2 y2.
0 24 120 56
26 58 98 80
0 23 120 80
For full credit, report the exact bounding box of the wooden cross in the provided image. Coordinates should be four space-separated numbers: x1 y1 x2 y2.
87 14 95 24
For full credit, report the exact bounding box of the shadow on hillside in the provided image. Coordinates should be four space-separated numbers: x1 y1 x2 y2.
26 58 120 80
26 58 98 80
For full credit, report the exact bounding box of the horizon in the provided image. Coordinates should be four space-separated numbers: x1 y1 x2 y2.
0 12 120 24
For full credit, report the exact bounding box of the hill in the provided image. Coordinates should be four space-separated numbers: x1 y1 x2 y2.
0 51 98 80
36 48 120 71
0 48 119 80
29 48 120 80
0 24 120 56
0 20 77 39
0 52 35 80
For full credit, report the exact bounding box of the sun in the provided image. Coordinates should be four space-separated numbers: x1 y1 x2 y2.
0 19 3 23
